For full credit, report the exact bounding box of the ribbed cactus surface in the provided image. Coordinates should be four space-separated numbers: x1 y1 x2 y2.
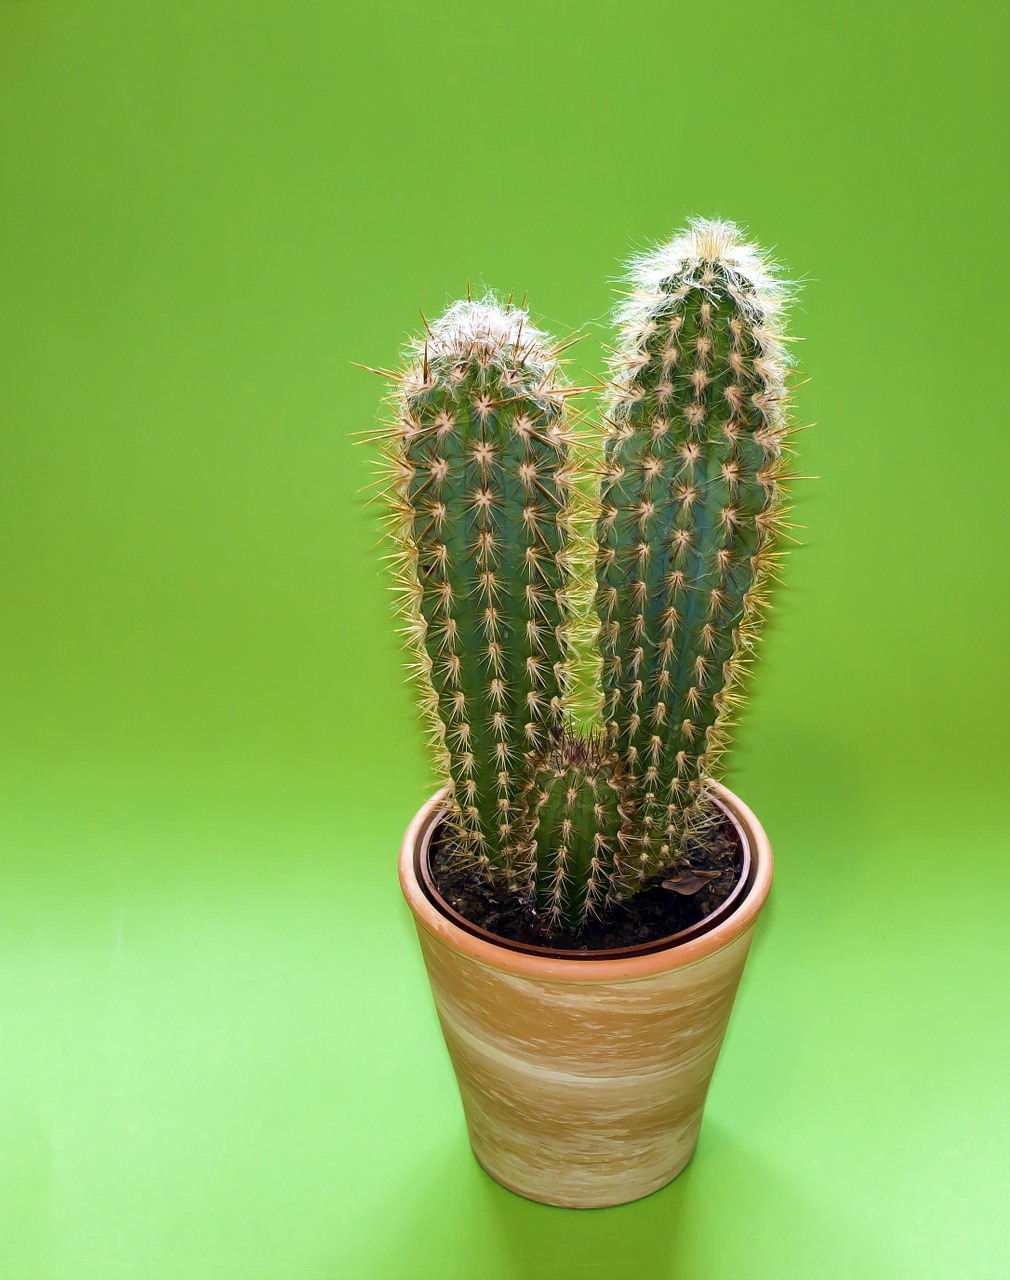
387 300 577 871
596 220 791 876
375 219 795 935
518 733 633 932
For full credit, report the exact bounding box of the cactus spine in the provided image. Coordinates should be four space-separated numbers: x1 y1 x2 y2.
384 300 579 872
595 219 792 879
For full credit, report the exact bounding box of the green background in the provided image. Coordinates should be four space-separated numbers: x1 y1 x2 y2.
1 1 1007 1276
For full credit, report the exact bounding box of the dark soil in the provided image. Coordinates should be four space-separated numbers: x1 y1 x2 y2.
427 817 742 954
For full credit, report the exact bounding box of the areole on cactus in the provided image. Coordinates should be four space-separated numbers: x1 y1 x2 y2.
376 219 794 934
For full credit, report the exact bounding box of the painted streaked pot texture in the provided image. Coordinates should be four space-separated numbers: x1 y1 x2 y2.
399 782 773 1209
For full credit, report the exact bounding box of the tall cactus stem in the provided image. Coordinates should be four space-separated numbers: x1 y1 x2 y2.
595 219 794 879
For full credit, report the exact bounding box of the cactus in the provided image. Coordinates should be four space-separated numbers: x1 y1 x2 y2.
517 731 635 932
381 299 580 872
373 219 794 935
595 219 792 879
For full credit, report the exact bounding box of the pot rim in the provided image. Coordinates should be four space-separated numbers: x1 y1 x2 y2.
417 789 753 959
399 781 773 983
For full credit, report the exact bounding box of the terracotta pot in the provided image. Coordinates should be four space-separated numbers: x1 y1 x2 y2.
398 783 773 1209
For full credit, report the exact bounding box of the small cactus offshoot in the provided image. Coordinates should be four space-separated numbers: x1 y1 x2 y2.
374 219 795 935
516 731 635 932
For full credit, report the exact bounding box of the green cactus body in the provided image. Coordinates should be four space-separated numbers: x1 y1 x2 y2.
520 733 633 932
387 301 577 871
595 220 791 878
374 220 795 934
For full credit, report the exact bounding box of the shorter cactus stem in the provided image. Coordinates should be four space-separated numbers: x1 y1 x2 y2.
382 298 578 874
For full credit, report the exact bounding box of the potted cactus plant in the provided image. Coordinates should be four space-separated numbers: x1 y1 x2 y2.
372 219 795 1208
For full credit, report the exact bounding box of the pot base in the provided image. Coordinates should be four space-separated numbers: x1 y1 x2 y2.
469 1127 699 1209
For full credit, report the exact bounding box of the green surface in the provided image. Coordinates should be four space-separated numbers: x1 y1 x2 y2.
0 1 1007 1277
